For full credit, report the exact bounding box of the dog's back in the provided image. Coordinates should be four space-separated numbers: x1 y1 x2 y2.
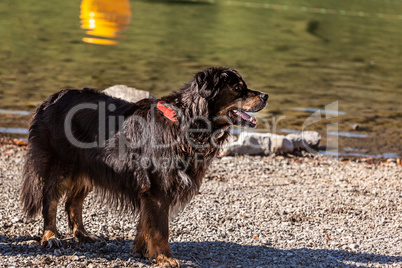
21 88 140 219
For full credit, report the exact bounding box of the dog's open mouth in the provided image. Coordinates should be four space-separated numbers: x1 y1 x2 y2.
227 109 257 128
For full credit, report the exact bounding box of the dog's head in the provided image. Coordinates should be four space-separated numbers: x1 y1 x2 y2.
192 67 268 128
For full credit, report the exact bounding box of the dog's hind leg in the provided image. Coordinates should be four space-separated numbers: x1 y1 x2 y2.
41 176 64 248
133 196 180 267
65 177 100 243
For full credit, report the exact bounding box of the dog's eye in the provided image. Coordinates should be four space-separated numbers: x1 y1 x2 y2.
234 86 242 92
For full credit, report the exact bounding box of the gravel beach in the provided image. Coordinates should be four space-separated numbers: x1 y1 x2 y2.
0 144 401 267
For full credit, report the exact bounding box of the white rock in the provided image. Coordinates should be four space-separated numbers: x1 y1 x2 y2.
103 85 155 103
269 134 294 154
286 131 321 151
223 132 294 156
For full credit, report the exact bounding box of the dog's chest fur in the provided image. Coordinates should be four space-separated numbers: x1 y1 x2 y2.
100 98 229 208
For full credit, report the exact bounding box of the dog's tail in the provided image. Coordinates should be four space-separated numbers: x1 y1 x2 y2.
21 146 44 219
21 98 55 219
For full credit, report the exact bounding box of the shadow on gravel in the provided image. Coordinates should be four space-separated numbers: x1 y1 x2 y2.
1 237 401 267
171 241 402 267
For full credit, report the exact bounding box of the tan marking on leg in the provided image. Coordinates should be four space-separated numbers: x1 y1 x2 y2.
132 196 180 267
65 176 98 243
42 199 61 248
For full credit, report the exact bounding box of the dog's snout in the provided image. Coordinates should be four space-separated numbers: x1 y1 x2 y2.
260 93 269 102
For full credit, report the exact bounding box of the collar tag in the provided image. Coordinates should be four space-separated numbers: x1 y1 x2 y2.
157 101 179 122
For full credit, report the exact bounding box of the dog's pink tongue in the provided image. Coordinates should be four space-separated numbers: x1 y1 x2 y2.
240 111 251 121
240 111 257 124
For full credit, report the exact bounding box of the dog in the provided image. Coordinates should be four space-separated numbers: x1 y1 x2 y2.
21 67 268 267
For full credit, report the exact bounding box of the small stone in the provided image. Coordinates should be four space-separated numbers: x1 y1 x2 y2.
54 249 61 256
386 158 396 164
351 124 361 130
349 244 359 250
28 243 37 249
11 217 21 224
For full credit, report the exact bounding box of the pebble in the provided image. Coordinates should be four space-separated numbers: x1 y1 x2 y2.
386 158 396 164
11 217 21 224
349 244 360 250
351 123 361 130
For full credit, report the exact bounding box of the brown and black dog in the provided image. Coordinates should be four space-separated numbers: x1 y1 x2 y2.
21 67 268 267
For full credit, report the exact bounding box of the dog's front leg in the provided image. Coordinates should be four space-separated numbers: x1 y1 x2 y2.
133 195 180 267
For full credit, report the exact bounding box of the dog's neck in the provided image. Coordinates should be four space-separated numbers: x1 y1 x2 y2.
160 91 231 156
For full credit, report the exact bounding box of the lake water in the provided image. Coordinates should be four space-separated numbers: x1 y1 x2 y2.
0 0 401 158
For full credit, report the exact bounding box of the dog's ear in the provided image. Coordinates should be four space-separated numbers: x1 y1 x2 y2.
195 69 227 100
195 70 211 99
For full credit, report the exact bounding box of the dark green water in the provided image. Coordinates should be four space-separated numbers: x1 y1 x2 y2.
1 0 401 157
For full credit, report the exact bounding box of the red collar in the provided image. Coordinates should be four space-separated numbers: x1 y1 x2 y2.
157 101 179 122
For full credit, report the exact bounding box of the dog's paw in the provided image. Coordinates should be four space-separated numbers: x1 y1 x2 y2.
156 255 180 268
41 230 62 248
132 251 145 259
132 238 147 258
42 237 63 248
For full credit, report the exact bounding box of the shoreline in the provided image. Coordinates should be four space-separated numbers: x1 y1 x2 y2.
1 136 400 163
1 144 401 267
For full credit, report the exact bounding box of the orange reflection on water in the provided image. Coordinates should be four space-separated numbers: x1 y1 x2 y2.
80 0 132 46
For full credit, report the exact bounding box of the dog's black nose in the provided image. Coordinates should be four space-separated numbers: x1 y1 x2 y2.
260 93 269 102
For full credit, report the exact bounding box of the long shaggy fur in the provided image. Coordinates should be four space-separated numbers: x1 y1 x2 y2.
20 67 268 266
